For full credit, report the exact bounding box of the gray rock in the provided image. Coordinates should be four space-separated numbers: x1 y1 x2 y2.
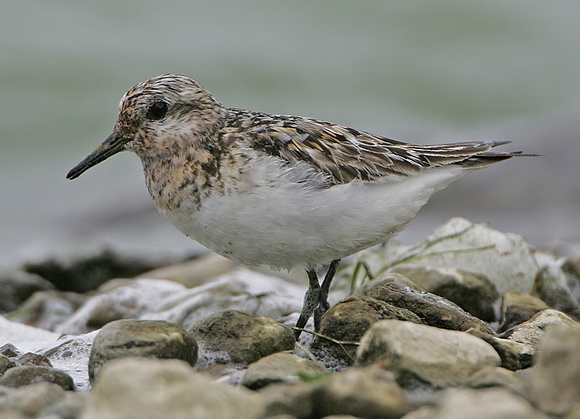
7 290 87 332
0 355 16 375
363 282 496 335
0 366 74 390
137 253 238 288
0 270 54 313
0 383 66 418
310 296 422 365
0 344 20 358
536 268 579 316
37 391 90 419
17 352 52 368
466 366 524 394
392 266 499 322
314 366 409 418
501 309 579 354
56 278 186 334
524 325 580 417
242 351 327 390
356 320 501 388
425 387 548 419
81 358 265 419
190 310 295 366
88 319 197 381
357 273 424 293
499 291 549 332
259 382 316 419
468 330 534 371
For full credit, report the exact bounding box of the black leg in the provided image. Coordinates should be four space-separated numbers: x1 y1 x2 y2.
294 269 321 339
313 259 340 331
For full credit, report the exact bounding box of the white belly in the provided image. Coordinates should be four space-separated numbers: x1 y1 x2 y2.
161 161 467 271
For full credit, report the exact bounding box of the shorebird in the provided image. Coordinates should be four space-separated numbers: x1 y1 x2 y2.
67 74 528 338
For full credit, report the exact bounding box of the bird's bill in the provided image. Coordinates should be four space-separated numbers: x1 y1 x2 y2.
66 132 129 180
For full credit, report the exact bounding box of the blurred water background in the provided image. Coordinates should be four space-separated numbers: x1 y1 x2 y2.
1 1 579 268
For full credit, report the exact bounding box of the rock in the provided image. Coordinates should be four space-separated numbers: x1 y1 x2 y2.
499 291 549 332
241 352 328 390
314 366 409 418
0 355 16 375
24 248 184 293
17 352 52 368
88 319 197 381
142 267 304 331
363 282 496 335
8 290 87 332
467 331 534 371
392 266 499 322
355 218 539 295
0 317 60 355
190 310 295 366
310 296 422 365
81 358 265 419
357 273 424 292
524 325 580 417
259 382 316 419
42 330 99 392
501 309 579 354
137 253 237 288
0 270 54 313
0 383 66 418
466 366 524 394
0 344 21 358
0 366 75 390
424 387 548 419
356 320 501 388
55 278 186 334
536 271 579 317
37 391 90 419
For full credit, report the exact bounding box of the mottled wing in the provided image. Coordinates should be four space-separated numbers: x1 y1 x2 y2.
243 114 517 185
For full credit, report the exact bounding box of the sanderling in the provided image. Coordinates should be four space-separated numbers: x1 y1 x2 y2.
67 74 529 338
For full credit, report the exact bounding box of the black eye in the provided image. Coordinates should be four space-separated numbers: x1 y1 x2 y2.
147 100 168 120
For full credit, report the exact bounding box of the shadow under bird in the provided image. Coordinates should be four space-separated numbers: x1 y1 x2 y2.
67 74 530 339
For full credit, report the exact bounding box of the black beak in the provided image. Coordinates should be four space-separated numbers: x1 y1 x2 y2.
66 132 130 180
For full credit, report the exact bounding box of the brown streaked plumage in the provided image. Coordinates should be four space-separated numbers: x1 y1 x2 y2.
67 74 531 338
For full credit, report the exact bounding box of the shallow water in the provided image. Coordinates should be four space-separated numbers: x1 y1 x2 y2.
1 1 579 268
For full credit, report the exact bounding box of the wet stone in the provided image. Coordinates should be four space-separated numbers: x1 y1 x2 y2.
426 387 548 419
88 319 198 381
0 383 66 418
0 366 75 391
17 353 52 368
8 290 88 332
466 366 524 394
190 310 295 366
0 344 21 358
356 320 501 389
314 366 409 418
0 355 17 376
499 291 549 332
310 295 422 366
467 330 534 371
36 391 90 419
501 309 580 354
241 351 328 390
362 281 496 335
83 358 265 419
392 266 499 322
524 325 580 417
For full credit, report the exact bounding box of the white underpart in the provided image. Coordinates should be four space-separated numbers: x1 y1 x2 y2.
164 156 471 271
